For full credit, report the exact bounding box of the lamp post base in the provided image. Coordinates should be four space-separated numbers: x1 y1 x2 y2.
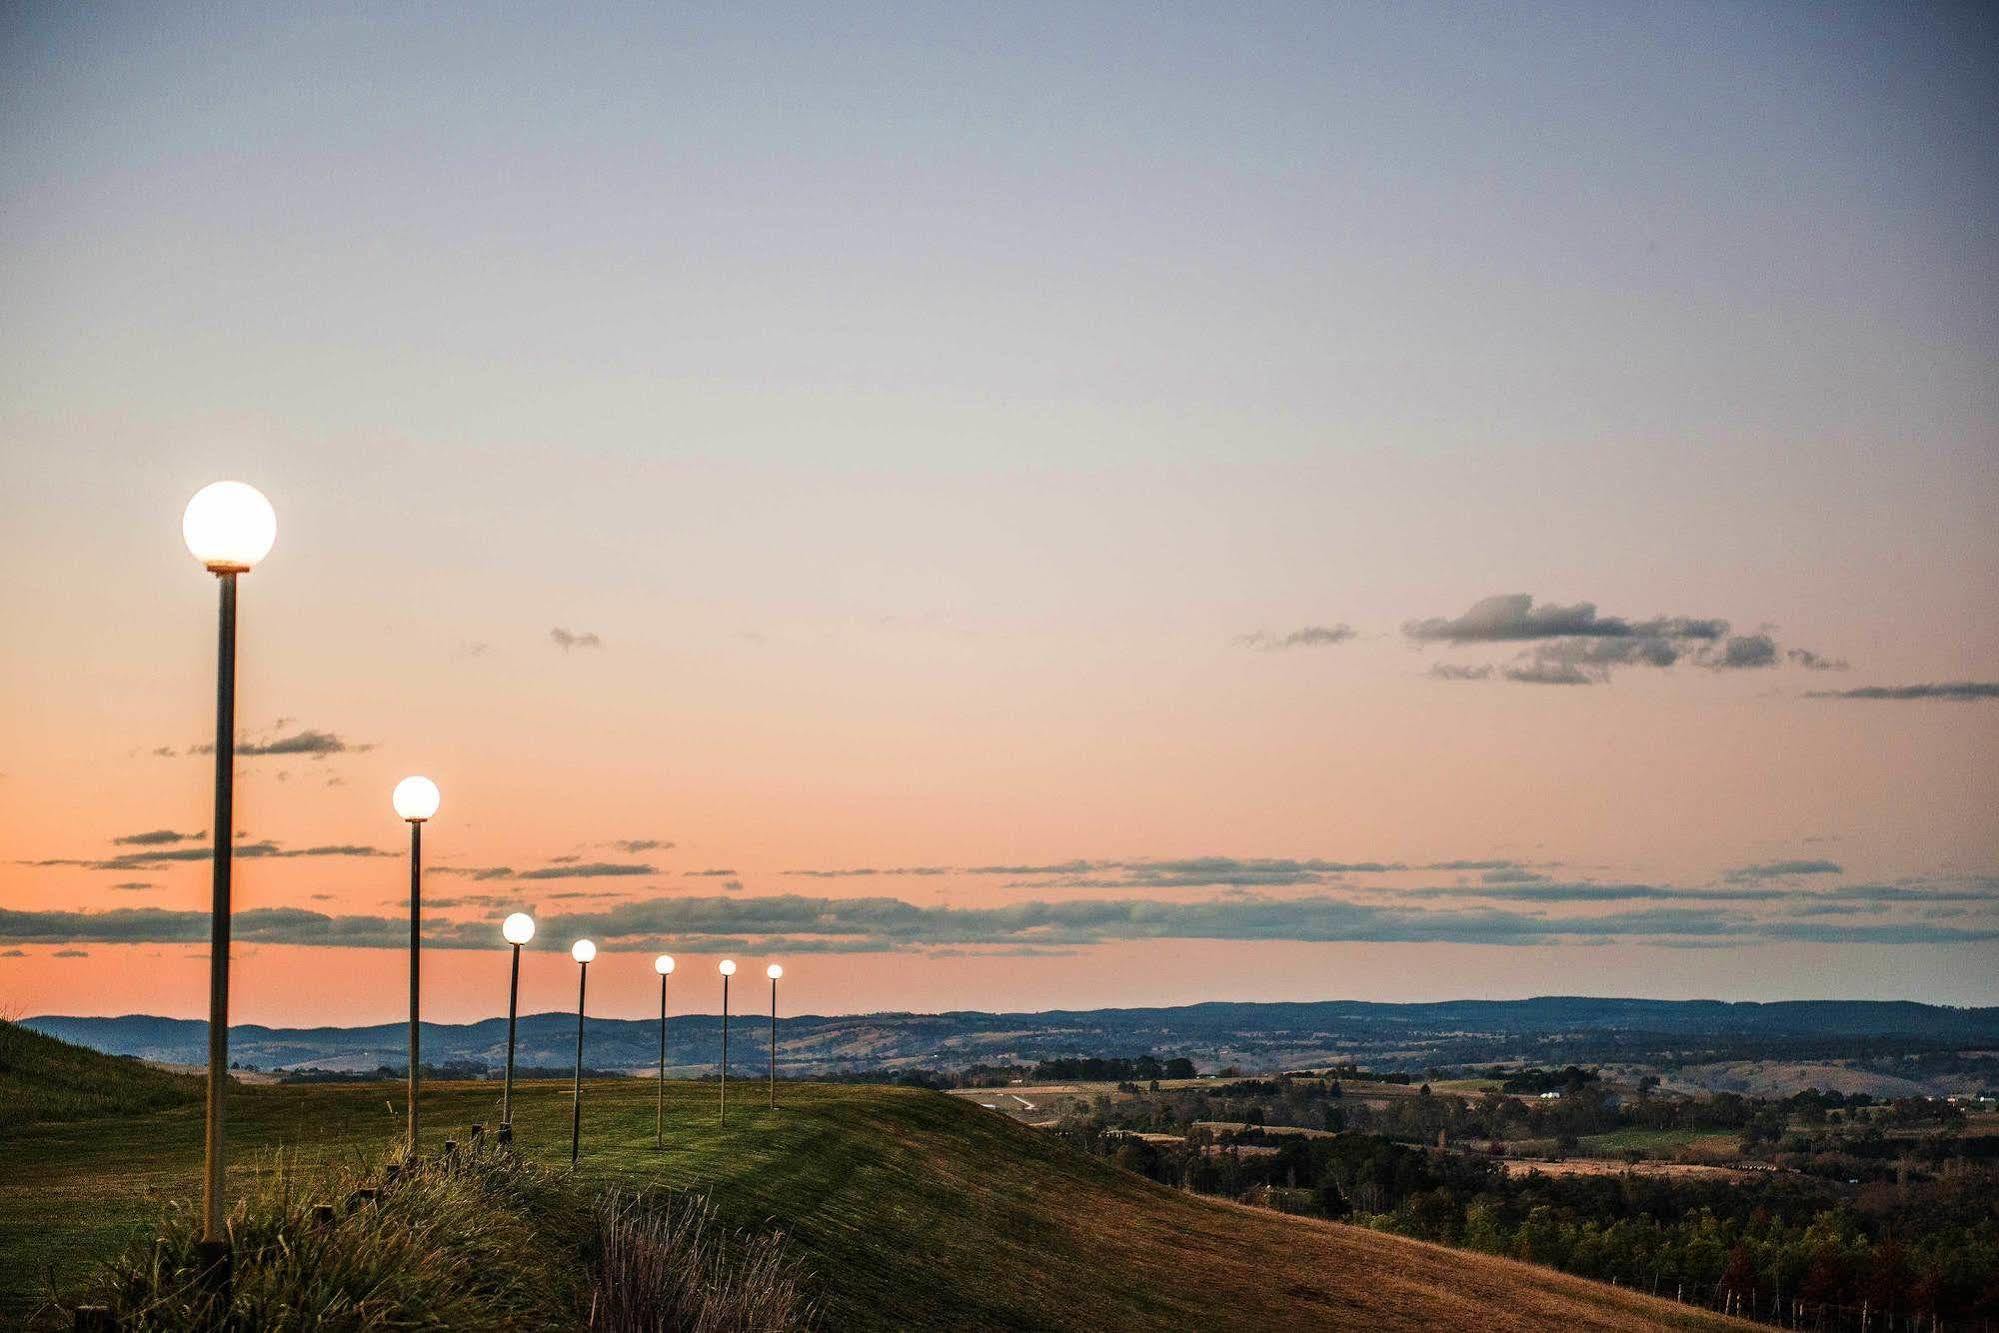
192 1238 232 1318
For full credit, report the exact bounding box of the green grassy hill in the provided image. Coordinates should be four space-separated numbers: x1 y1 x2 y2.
0 1018 200 1124
1 1056 1741 1329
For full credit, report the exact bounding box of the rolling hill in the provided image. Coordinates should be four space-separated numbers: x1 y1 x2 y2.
25 995 1999 1079
1 1030 1739 1329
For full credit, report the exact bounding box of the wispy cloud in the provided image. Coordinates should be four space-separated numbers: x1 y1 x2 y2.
517 861 655 880
111 829 201 847
550 627 603 652
7 893 1993 953
1236 624 1356 652
1725 859 1844 882
1405 595 1727 645
1406 594 1845 686
1807 682 1999 702
190 727 371 758
1787 649 1848 672
22 839 394 873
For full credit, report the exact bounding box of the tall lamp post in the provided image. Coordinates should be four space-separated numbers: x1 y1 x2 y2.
392 776 441 1157
653 954 675 1149
766 964 783 1109
569 939 596 1167
181 481 277 1276
500 912 536 1140
718 959 736 1123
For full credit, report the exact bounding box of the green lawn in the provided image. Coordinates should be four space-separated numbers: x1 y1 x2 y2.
1 1075 1742 1331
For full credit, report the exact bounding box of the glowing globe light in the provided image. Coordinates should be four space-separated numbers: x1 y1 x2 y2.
502 913 536 946
767 963 783 979
571 939 597 965
654 954 675 975
182 481 277 572
719 959 736 976
392 775 441 823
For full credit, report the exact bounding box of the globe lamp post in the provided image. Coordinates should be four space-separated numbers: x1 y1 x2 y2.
766 964 784 1109
392 775 440 1156
568 939 596 1167
718 960 736 1123
653 954 675 1149
500 912 536 1139
181 480 276 1272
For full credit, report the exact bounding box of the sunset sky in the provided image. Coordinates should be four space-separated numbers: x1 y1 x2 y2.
2 3 1995 1026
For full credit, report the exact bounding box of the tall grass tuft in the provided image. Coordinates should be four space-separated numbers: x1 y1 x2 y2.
592 1188 816 1333
74 1150 587 1330
63 1147 813 1331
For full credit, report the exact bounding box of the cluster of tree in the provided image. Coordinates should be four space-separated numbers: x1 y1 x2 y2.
1498 1065 1600 1095
1061 1123 1999 1325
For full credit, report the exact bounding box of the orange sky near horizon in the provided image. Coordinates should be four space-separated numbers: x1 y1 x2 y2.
3 5 1996 1024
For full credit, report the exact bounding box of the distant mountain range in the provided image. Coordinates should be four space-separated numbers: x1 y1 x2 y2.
26 997 1999 1078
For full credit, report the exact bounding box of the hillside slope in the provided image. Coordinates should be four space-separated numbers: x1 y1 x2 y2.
2 1069 1737 1329
0 1018 199 1123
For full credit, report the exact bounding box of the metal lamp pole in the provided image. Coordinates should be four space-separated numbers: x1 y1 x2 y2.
201 567 238 1254
181 479 276 1286
653 955 674 1150
767 964 783 1109
719 960 735 1123
406 818 421 1153
500 913 535 1140
392 777 439 1158
569 940 595 1167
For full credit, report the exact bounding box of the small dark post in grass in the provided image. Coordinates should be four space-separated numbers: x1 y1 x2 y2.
312 1203 335 1229
497 1123 512 1148
443 1138 457 1156
383 1163 401 1185
470 1122 484 1143
73 1305 112 1332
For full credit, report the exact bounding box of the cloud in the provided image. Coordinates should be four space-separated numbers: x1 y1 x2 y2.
1237 624 1356 652
516 861 655 880
53 948 89 958
1707 634 1778 670
109 882 155 892
607 839 673 854
1406 881 1791 903
112 829 201 847
21 840 393 873
1404 595 1727 645
1807 682 1999 702
0 949 22 957
550 627 603 651
1503 661 1594 686
784 866 954 879
1481 868 1550 885
1787 649 1848 672
431 865 518 881
1725 859 1844 882
8 892 1994 953
1404 593 1839 685
190 728 371 758
685 868 738 877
